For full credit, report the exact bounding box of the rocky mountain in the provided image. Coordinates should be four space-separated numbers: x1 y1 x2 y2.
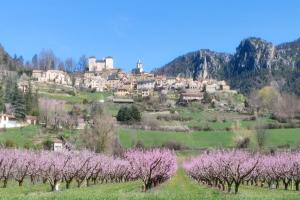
153 37 300 96
154 49 231 80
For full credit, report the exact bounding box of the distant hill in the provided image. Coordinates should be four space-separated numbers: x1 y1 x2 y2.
153 37 300 96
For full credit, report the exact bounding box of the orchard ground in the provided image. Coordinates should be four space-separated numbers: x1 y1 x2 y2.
1 127 300 199
0 168 300 200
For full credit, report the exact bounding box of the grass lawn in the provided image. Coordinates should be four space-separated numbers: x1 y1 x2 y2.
118 128 300 150
0 168 299 200
1 126 300 151
177 107 278 131
118 128 234 149
0 126 39 147
265 128 300 148
39 89 112 104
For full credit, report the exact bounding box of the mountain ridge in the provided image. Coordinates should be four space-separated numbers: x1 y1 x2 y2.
153 37 300 96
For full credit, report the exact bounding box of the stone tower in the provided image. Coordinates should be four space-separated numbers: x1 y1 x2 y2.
202 55 208 80
136 59 144 73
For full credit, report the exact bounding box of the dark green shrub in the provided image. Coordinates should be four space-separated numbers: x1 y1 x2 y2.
82 98 88 104
4 140 16 148
162 140 184 150
42 139 53 150
116 105 141 123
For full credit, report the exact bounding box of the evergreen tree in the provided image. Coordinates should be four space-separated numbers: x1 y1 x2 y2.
116 106 141 122
0 83 4 112
31 89 39 116
24 80 33 114
11 83 26 120
4 78 13 103
116 106 131 122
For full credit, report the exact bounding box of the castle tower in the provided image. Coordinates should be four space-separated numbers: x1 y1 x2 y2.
88 57 97 71
105 56 114 70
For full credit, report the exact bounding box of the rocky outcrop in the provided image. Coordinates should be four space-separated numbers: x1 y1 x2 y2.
154 37 300 78
229 38 277 73
153 37 300 95
153 49 231 80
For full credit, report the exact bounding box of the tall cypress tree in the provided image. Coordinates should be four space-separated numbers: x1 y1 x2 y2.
11 83 26 120
0 83 4 112
24 80 33 114
4 78 13 103
31 89 39 116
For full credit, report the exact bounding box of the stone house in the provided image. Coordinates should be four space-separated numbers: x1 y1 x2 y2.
32 70 47 82
26 115 37 125
114 87 130 97
0 113 21 128
179 92 203 103
136 80 155 91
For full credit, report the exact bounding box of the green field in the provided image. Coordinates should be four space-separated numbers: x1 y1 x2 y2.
0 126 39 147
0 168 299 200
118 128 233 149
39 90 111 104
118 128 300 150
1 126 300 150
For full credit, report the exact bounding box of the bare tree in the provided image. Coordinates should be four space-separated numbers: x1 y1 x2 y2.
273 93 300 122
38 49 58 70
77 55 87 72
80 103 115 154
64 57 75 73
38 99 67 130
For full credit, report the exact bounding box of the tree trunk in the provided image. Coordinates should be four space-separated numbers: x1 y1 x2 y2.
143 181 152 192
295 181 300 191
3 179 8 188
18 180 24 187
221 183 225 191
30 175 35 184
267 181 271 189
43 178 47 184
227 183 232 193
234 182 240 194
283 179 290 190
66 181 71 189
51 184 55 191
284 182 289 190
87 178 91 187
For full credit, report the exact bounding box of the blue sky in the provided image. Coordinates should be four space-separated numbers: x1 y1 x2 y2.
1 0 300 72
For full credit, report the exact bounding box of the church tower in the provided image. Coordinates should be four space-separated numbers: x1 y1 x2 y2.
202 55 208 80
198 52 208 81
136 59 144 73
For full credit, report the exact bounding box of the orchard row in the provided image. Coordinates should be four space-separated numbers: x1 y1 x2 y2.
184 150 300 193
0 149 176 191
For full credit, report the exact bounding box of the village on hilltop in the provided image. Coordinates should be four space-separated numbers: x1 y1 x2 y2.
0 55 240 129
29 56 236 103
